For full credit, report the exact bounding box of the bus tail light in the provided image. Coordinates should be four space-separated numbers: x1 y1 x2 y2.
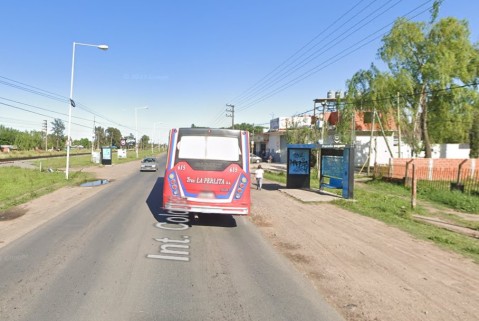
167 172 180 196
234 174 248 199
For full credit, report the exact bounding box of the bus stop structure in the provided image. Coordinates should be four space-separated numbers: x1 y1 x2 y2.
101 146 112 165
286 144 355 199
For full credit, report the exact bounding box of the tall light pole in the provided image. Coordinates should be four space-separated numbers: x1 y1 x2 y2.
135 106 148 158
66 42 108 179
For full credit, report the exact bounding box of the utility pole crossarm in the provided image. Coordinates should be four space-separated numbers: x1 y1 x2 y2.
226 104 235 129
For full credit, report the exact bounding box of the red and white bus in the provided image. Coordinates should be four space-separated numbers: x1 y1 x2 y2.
163 128 251 215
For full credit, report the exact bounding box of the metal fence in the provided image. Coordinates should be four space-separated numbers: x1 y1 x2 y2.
374 163 479 196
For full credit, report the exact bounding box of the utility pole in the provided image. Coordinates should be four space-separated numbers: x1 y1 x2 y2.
92 116 96 153
367 109 376 176
397 92 402 158
226 104 235 129
42 120 48 150
251 123 255 154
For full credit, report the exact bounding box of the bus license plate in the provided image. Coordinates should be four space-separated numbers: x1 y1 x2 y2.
199 192 215 199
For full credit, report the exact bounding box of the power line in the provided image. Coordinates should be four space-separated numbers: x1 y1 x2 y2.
0 77 68 104
0 116 41 127
287 81 479 118
0 76 137 134
230 0 375 104
234 0 402 107
208 108 230 127
235 0 434 113
208 1 434 128
230 0 433 116
0 101 93 130
0 100 124 135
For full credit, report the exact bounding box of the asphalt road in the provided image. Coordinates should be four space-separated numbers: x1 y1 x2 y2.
0 155 343 321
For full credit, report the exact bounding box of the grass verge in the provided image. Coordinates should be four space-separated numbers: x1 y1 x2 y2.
0 167 92 212
0 149 161 213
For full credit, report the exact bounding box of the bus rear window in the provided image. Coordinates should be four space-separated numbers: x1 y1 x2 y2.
178 136 240 161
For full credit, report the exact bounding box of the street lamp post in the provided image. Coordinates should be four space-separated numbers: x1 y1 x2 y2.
135 106 148 158
66 42 108 179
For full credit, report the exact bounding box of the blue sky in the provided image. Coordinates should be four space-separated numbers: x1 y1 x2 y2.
1 0 478 144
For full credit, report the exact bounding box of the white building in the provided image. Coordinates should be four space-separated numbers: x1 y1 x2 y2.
251 114 472 165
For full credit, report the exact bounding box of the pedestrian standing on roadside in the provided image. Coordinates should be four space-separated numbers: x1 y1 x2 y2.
255 164 264 190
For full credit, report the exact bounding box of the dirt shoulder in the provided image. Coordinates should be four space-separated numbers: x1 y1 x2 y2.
250 182 479 321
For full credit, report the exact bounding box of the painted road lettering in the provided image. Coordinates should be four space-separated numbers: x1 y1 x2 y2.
154 213 190 230
147 236 190 261
147 210 191 262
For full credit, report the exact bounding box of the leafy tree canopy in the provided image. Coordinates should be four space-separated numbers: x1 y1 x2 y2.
377 6 479 157
344 1 479 157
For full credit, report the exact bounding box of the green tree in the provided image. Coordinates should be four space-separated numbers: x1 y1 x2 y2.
94 126 106 149
285 124 320 145
73 138 91 149
140 134 150 150
105 127 122 147
14 132 32 150
124 133 136 149
51 118 65 149
427 88 477 143
284 121 319 168
344 65 399 145
470 111 479 158
379 2 479 157
234 123 266 136
0 125 19 145
16 130 43 150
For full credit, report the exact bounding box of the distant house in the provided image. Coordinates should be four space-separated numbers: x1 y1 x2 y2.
251 116 314 163
251 111 471 166
0 145 18 153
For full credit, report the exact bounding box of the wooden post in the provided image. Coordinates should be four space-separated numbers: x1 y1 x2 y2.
471 159 476 179
367 109 376 176
411 164 417 209
456 159 468 185
405 159 414 187
375 110 394 158
388 158 393 178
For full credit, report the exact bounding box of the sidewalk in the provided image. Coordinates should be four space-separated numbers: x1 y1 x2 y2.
279 188 342 203
252 161 342 203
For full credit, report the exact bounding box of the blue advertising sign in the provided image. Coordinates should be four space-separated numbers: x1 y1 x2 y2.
286 144 316 189
101 146 112 165
102 147 111 160
288 148 310 175
319 146 355 199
